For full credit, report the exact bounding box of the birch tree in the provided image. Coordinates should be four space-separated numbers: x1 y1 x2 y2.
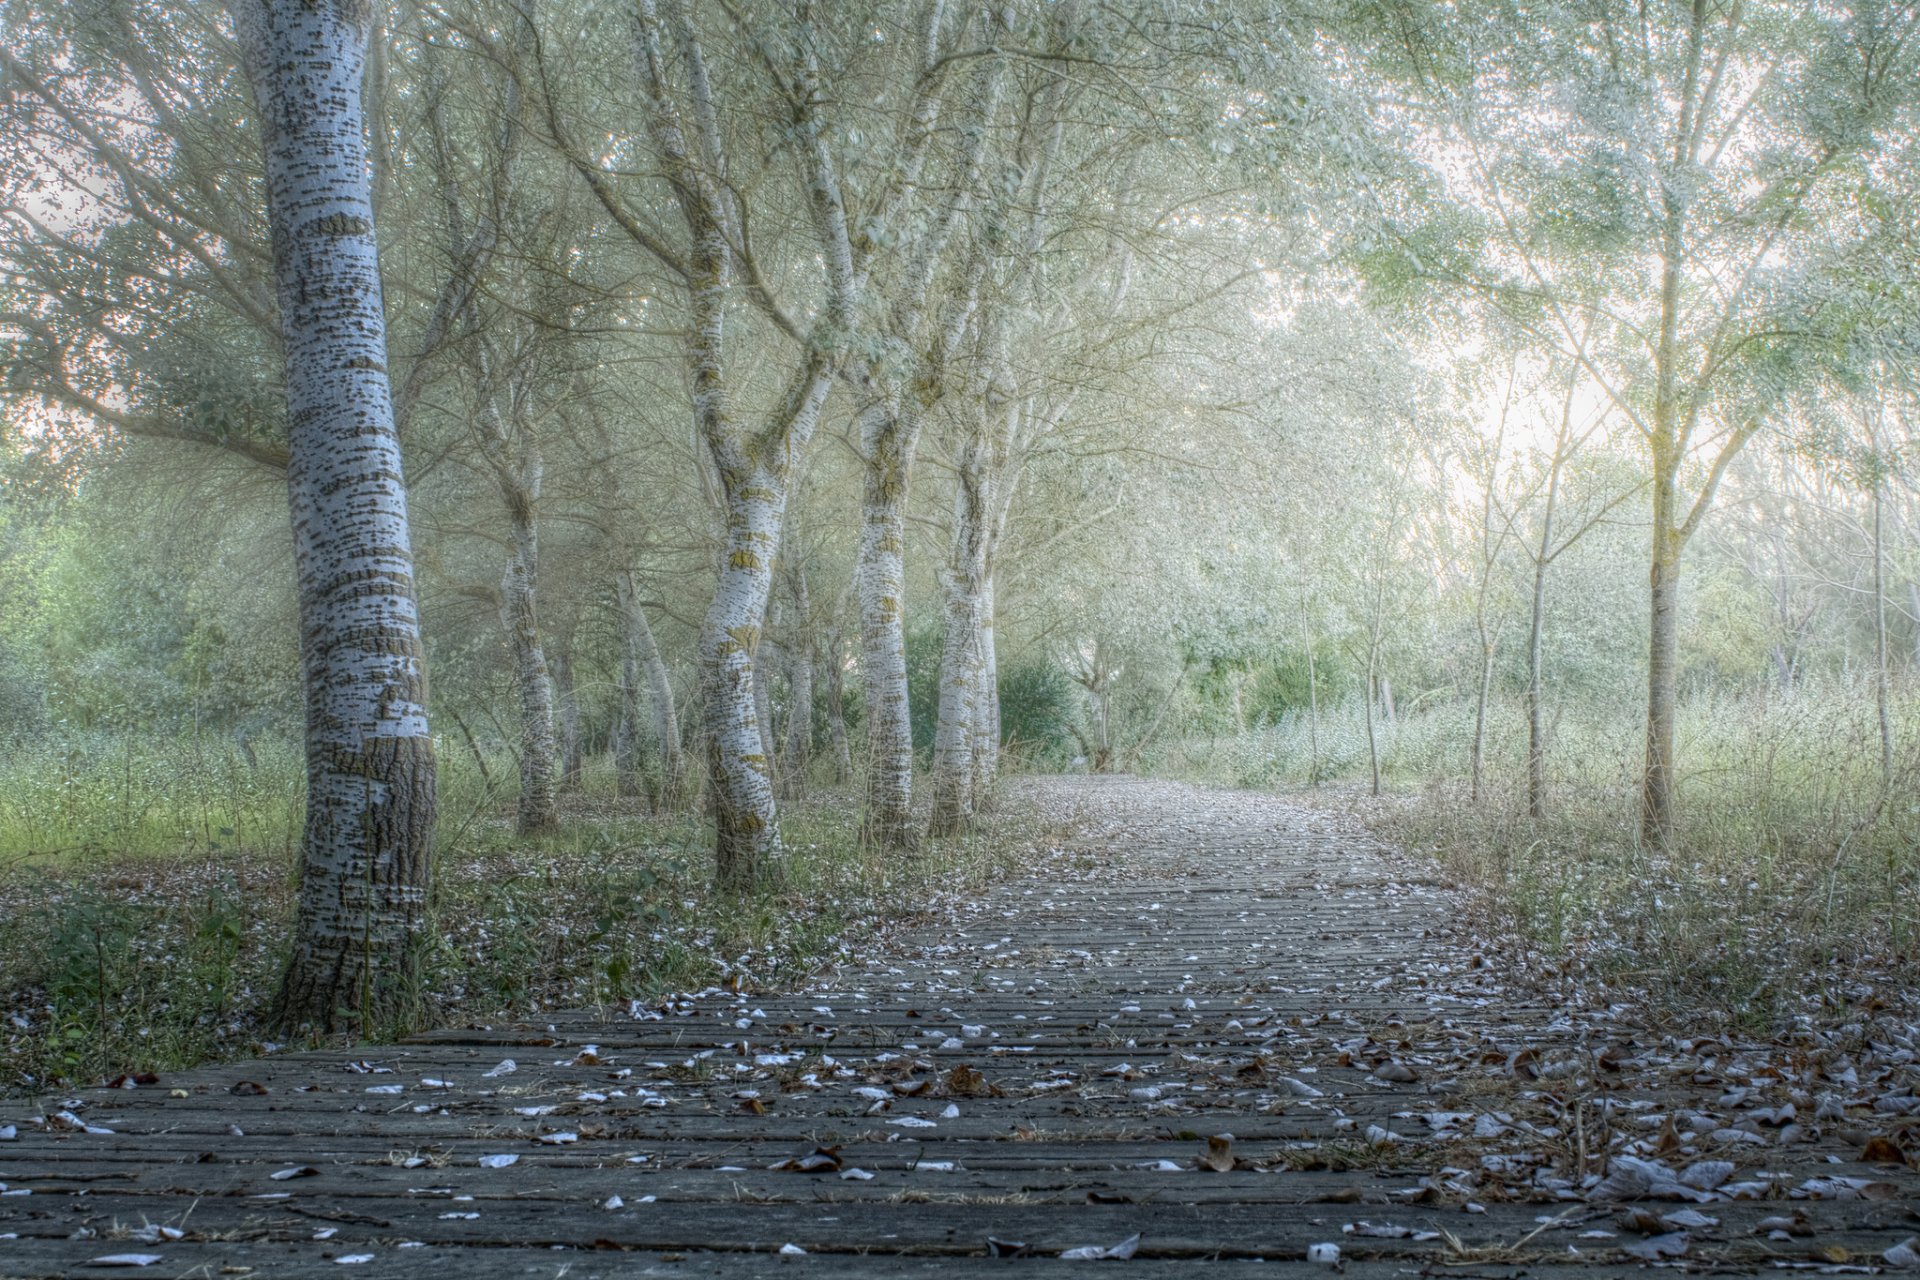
230 0 436 1030
1376 0 1920 843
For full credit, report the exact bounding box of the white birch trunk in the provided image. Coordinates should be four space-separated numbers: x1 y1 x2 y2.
780 562 813 801
233 0 435 1033
929 432 991 835
855 395 920 853
703 451 805 888
970 571 1000 808
498 474 558 836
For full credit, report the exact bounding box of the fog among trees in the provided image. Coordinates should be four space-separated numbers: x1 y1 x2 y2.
2 0 1918 1067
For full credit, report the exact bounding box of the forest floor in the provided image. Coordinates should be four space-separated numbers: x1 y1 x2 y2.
1 775 1917 1277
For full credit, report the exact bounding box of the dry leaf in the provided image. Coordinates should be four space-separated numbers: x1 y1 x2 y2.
1198 1134 1236 1172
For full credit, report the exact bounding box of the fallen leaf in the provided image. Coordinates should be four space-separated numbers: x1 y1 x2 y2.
1862 1136 1909 1166
1198 1134 1236 1173
1620 1232 1690 1261
1061 1233 1140 1261
227 1081 268 1097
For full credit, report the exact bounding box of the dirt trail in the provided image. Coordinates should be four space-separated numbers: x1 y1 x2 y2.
3 776 1916 1277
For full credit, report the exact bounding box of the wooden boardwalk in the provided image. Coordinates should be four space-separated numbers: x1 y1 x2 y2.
4 777 1916 1277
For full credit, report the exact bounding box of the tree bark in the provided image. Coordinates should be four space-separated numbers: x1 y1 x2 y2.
1302 617 1321 786
824 624 853 786
929 430 991 835
498 482 559 836
613 571 649 804
234 0 436 1035
703 444 813 889
780 562 813 801
1364 656 1382 799
970 570 1000 810
1873 462 1894 796
1470 636 1493 805
1643 530 1683 846
1524 542 1551 820
855 397 920 853
1640 2 1707 849
551 641 583 791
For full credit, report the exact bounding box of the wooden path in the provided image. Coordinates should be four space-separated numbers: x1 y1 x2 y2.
4 776 1917 1277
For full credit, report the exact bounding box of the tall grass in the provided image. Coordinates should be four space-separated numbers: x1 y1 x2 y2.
0 730 1054 1093
1155 678 1920 1025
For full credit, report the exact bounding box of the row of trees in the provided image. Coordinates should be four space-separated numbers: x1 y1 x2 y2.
3 0 1917 1030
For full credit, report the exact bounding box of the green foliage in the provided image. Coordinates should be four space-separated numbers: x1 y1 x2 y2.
997 659 1074 763
0 752 1058 1092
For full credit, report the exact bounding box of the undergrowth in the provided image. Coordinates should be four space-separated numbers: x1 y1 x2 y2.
1158 679 1920 1029
0 748 1055 1096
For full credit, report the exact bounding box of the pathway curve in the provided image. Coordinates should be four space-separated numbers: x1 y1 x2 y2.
3 777 1917 1277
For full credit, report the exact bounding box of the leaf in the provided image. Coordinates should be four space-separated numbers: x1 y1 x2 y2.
269 1166 319 1181
478 1154 518 1169
1060 1233 1140 1261
1883 1237 1920 1269
1198 1135 1237 1173
227 1080 268 1096
84 1256 165 1268
1861 1136 1909 1165
945 1065 990 1096
1344 1221 1413 1238
772 1147 843 1173
987 1239 1031 1258
1620 1232 1690 1261
1373 1062 1419 1083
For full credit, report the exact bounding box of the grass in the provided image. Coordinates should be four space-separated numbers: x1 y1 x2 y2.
1154 677 1920 1029
0 734 1059 1095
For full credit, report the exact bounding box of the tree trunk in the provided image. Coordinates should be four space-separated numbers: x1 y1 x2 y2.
824 624 853 785
929 434 991 836
613 571 651 804
1524 549 1550 821
1470 633 1493 805
1642 526 1683 847
703 459 789 890
235 0 436 1035
1302 618 1320 786
1874 469 1893 796
551 643 582 791
755 596 781 800
1364 654 1382 798
855 400 920 853
780 563 813 802
970 571 1000 810
499 488 559 837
